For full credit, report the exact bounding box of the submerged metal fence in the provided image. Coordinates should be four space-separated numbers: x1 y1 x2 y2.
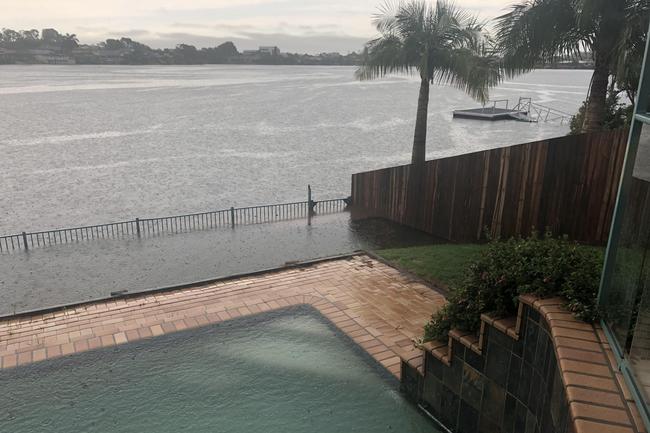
0 189 349 252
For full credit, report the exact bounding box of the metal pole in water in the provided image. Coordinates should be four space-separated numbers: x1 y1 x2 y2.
308 185 312 226
135 218 141 238
22 232 28 251
230 207 235 229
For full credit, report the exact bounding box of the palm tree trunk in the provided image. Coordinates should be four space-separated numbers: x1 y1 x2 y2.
581 50 610 133
411 78 430 165
580 0 626 133
405 78 430 228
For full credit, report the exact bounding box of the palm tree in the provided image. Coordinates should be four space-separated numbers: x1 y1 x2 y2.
495 0 648 133
356 0 502 166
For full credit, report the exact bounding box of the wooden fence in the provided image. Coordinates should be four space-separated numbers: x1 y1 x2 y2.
351 129 629 244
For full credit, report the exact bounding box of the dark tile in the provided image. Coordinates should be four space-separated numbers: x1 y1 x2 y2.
485 339 510 387
488 327 514 351
540 317 551 334
557 398 569 432
525 411 537 433
523 321 539 365
540 400 555 433
443 357 463 395
439 385 460 431
535 380 547 421
465 347 485 373
503 393 517 433
425 350 444 380
514 400 528 433
545 357 557 396
422 373 443 413
452 338 466 362
516 361 532 404
400 361 422 402
527 371 541 414
461 364 485 410
549 371 564 427
541 336 552 379
533 333 547 371
537 321 550 340
507 354 522 395
458 400 479 433
482 379 506 426
479 415 501 433
512 337 524 357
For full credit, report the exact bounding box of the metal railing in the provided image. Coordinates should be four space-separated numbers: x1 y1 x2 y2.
512 97 574 124
0 189 350 252
481 99 510 113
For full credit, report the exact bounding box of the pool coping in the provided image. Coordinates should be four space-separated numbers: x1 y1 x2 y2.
0 254 447 381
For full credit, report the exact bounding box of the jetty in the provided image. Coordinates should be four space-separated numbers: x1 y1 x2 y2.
453 97 573 124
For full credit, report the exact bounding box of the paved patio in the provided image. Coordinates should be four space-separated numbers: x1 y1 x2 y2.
0 254 446 378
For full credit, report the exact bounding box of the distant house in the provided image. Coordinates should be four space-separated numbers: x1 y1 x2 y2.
27 49 75 65
243 46 281 57
91 48 130 64
0 48 16 64
40 54 75 65
259 46 280 56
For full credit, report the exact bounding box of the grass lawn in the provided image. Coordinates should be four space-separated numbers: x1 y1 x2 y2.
376 244 488 289
377 243 605 290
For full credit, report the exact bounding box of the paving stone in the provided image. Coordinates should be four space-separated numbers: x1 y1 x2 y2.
0 255 445 381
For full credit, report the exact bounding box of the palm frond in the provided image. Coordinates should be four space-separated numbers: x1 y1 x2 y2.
355 34 412 80
495 0 587 77
613 0 650 102
433 40 503 103
356 0 502 100
373 0 403 34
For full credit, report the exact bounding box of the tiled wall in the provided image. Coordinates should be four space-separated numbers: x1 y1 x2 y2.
401 305 571 433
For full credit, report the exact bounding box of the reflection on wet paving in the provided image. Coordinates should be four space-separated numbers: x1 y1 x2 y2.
0 213 440 315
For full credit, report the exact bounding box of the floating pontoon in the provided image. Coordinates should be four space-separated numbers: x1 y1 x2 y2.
453 97 573 124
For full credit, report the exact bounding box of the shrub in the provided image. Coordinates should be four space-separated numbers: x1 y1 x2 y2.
424 232 603 342
569 91 632 135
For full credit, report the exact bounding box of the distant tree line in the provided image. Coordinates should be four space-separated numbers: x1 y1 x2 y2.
0 28 363 65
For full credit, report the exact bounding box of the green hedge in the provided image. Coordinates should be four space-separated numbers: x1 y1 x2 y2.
424 233 604 342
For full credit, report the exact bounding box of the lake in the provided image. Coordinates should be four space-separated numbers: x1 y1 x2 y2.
0 65 591 233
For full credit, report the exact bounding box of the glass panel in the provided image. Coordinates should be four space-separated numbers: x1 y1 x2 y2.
602 126 650 355
630 266 650 404
629 127 650 405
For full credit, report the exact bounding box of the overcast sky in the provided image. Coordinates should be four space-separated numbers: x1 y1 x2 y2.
1 0 517 53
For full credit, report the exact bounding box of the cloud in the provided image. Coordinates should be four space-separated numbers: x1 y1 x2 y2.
106 29 153 38
1 0 517 53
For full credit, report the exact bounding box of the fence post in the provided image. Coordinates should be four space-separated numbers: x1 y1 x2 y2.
22 232 28 251
307 185 312 226
135 218 141 238
230 207 235 229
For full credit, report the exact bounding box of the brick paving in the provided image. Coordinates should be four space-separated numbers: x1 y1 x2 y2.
0 254 446 378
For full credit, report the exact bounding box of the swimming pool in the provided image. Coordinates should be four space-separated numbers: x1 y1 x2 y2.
1 307 438 432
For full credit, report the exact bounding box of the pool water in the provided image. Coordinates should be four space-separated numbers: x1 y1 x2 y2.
1 307 439 432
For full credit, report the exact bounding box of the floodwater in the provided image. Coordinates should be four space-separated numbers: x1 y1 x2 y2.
0 65 591 233
0 214 437 314
0 65 592 312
